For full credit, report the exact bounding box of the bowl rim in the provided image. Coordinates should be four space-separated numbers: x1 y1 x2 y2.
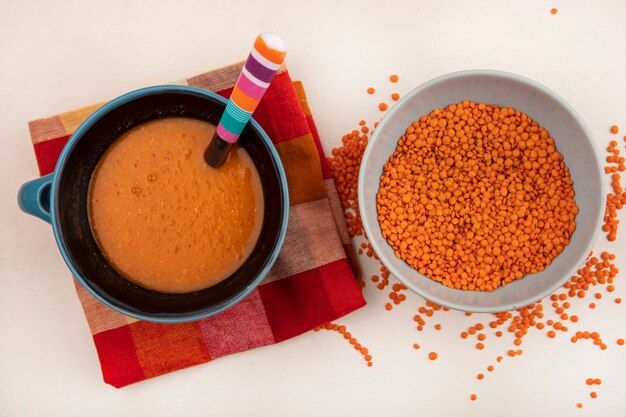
358 69 606 313
49 85 290 323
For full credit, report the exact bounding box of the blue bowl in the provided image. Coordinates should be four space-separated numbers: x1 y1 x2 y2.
18 85 289 323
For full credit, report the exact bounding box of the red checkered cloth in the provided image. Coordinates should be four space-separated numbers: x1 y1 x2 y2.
27 62 365 388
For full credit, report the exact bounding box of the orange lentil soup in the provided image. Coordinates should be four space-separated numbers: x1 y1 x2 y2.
377 101 578 291
89 117 264 293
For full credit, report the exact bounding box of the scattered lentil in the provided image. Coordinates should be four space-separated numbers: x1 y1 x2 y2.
314 322 373 366
603 138 625 240
328 129 369 237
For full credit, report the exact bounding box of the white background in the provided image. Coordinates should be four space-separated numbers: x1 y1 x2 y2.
1 0 625 416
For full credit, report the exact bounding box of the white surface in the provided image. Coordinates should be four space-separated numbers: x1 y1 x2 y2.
1 0 625 416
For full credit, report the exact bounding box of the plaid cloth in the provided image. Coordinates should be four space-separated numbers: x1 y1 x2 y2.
27 62 365 388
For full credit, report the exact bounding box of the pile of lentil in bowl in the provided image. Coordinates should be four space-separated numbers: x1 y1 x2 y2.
377 100 579 291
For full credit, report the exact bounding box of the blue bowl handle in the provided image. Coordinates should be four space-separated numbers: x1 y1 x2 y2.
18 174 53 224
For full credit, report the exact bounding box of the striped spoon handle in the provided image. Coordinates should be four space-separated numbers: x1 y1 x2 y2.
205 33 286 168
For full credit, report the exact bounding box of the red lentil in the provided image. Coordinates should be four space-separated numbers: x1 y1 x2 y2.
377 101 577 291
314 322 373 366
603 138 625 240
328 130 368 237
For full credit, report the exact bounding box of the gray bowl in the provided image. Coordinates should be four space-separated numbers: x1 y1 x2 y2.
358 70 605 312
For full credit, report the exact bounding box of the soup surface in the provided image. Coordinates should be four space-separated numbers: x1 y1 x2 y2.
89 117 264 293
